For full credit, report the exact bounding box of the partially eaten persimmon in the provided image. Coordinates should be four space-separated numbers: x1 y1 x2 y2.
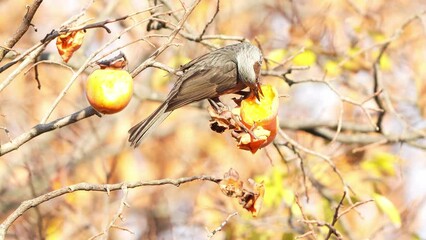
208 84 279 153
237 84 279 153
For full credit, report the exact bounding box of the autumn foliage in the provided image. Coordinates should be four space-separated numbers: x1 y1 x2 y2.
1 0 426 239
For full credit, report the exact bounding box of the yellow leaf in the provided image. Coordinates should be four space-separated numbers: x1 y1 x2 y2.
411 233 422 240
46 218 63 240
371 32 387 43
373 193 401 228
290 201 302 217
341 47 365 71
255 34 268 45
169 54 191 69
372 50 392 71
151 68 171 91
324 60 342 77
379 54 392 71
361 151 398 176
267 49 287 67
302 39 314 48
292 50 317 66
282 188 295 206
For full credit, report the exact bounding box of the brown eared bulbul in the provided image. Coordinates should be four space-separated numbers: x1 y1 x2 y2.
129 42 263 147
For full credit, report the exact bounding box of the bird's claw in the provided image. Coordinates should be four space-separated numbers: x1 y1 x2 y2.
208 98 229 113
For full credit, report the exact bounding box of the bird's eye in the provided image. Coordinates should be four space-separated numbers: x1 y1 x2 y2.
253 62 261 77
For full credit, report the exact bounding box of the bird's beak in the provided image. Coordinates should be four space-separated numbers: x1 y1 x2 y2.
254 82 263 101
252 61 263 100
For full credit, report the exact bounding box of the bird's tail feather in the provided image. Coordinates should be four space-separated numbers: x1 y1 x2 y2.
128 102 171 147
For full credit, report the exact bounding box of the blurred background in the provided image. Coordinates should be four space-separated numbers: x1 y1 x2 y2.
1 0 426 239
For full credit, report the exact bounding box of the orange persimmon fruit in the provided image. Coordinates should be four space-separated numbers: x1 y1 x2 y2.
85 68 133 114
237 84 279 153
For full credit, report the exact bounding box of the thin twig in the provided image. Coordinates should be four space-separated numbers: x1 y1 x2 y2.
207 211 238 239
25 165 45 240
131 0 202 77
299 220 342 240
198 0 220 41
278 129 347 188
324 192 346 240
0 126 12 142
25 60 76 76
0 43 46 92
89 185 131 240
281 72 383 131
336 199 374 221
372 43 389 132
295 195 317 239
66 6 162 33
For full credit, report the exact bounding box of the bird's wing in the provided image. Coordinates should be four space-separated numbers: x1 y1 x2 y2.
166 60 241 111
178 43 242 71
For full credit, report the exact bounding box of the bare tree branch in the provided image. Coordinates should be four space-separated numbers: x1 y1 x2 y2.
0 107 100 156
0 0 43 61
281 120 426 149
262 67 426 148
277 129 347 188
0 175 221 240
0 43 47 92
298 191 373 240
0 5 162 75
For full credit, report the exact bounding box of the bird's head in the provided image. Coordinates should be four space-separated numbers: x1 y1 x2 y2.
236 42 263 100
